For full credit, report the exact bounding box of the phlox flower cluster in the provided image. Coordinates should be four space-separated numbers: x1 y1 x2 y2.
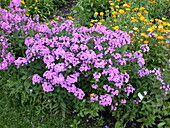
0 0 169 109
0 36 15 70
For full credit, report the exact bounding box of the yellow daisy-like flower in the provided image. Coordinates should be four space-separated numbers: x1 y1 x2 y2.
140 16 145 21
143 10 148 13
113 19 117 22
158 25 164 32
97 22 102 25
112 11 117 15
34 7 38 10
115 5 119 8
100 19 105 22
110 3 115 6
20 0 25 4
144 40 149 44
137 13 142 16
132 8 138 11
139 7 145 11
94 12 99 16
119 9 125 13
112 26 119 29
90 24 93 26
100 12 104 16
162 17 166 20
157 36 164 39
35 0 38 2
133 27 139 31
126 8 130 11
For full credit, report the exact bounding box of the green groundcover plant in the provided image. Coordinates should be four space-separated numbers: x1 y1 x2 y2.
0 0 170 127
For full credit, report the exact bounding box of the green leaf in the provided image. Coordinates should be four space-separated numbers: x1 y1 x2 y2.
158 122 166 128
115 121 122 128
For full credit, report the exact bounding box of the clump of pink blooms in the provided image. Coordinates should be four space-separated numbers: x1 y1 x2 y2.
0 0 169 109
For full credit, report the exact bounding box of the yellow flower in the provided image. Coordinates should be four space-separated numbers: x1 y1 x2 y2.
140 39 144 41
131 19 139 22
113 19 117 22
55 18 59 20
20 0 25 4
140 16 145 21
35 0 38 2
150 19 154 22
112 26 119 29
67 16 74 20
147 22 152 25
112 11 117 15
162 17 166 20
143 10 148 13
100 19 105 22
144 40 149 44
110 7 114 11
94 12 99 16
126 8 130 11
137 13 142 16
90 24 93 26
110 3 115 6
91 19 98 22
112 15 116 18
119 9 125 13
158 25 164 32
115 5 119 8
124 26 128 28
144 19 148 23
100 12 104 16
34 7 38 10
155 19 159 21
147 27 155 32
117 0 121 2
123 4 130 7
157 36 164 39
105 10 110 12
132 8 138 11
97 22 102 25
133 27 139 31
140 33 149 38
139 7 145 11
25 14 29 16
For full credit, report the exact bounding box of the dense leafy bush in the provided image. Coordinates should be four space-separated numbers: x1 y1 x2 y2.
72 0 110 26
0 0 70 21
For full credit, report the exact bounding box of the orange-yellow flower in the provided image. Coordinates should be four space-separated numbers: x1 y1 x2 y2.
157 36 164 39
144 40 149 44
160 41 165 44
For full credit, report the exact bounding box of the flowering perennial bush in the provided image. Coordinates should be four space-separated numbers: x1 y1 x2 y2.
0 0 169 111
